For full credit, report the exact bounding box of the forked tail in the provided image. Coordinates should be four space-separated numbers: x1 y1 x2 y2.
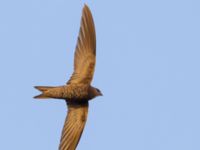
34 86 54 99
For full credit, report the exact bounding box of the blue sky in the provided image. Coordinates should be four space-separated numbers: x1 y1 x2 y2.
0 0 200 149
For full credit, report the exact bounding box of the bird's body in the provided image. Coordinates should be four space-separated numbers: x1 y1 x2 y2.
34 84 100 102
34 4 102 150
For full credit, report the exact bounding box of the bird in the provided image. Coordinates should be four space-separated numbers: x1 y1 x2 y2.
34 4 102 150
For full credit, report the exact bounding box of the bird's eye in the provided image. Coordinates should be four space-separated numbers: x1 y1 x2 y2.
96 89 100 92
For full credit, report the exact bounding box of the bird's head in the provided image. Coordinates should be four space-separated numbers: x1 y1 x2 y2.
89 86 103 99
95 88 103 96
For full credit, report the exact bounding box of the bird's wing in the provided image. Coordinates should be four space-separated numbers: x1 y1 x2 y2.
59 102 89 150
67 4 96 85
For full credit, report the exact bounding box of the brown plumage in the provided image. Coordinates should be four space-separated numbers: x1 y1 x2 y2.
34 4 102 150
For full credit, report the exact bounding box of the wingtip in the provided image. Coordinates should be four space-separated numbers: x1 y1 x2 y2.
83 3 88 8
83 3 90 12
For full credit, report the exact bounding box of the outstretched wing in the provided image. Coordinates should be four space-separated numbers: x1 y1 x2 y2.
67 4 96 85
59 102 89 150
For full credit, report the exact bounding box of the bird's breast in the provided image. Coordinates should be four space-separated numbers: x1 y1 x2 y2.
62 85 90 102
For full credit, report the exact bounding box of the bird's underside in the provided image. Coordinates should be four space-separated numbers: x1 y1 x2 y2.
34 4 101 150
34 85 90 101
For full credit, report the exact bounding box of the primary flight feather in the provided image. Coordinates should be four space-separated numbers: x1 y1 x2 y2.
68 4 96 85
34 4 102 150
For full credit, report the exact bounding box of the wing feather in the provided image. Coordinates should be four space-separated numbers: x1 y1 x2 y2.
59 102 89 150
67 4 96 85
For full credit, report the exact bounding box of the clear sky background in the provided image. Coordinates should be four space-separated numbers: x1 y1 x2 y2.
0 0 200 150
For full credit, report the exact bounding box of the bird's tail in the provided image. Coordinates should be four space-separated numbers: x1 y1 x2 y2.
34 86 54 99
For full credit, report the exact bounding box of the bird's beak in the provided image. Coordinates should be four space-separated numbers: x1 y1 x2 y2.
100 92 103 96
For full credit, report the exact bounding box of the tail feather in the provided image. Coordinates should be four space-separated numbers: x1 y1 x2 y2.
34 86 54 99
34 94 49 99
34 86 54 92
